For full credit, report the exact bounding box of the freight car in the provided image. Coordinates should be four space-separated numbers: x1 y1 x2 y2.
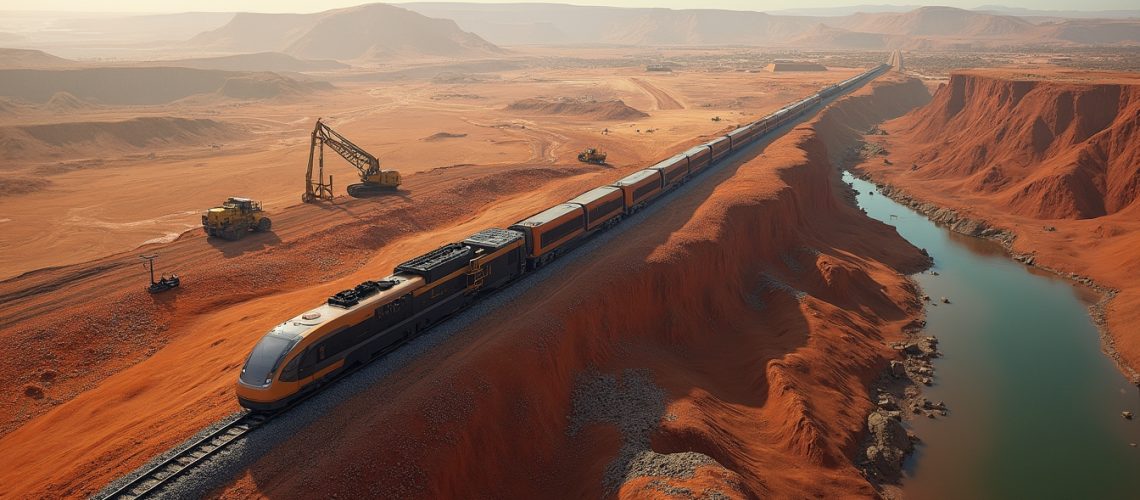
236 64 890 411
648 154 690 190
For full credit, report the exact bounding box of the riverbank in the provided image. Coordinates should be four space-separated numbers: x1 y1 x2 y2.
847 171 1140 499
848 70 1140 386
848 168 1134 389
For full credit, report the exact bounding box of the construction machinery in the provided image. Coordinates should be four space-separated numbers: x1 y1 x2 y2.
140 254 180 293
304 118 401 202
202 197 271 240
577 147 607 165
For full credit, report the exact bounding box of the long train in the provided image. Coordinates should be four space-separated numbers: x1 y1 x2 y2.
236 64 890 410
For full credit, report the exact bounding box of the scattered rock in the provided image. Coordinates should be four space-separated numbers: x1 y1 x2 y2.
863 410 915 481
23 385 44 399
567 369 720 492
1124 411 1134 420
941 296 950 304
889 360 906 379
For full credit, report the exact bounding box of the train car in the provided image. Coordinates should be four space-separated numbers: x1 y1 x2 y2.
509 203 586 268
568 186 624 231
706 136 731 163
460 228 528 292
726 124 757 152
770 108 790 129
754 116 776 136
683 145 712 175
611 169 664 213
646 153 690 189
236 229 525 410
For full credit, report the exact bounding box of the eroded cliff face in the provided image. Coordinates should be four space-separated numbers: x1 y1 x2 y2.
857 70 1140 384
219 76 933 498
897 72 1140 219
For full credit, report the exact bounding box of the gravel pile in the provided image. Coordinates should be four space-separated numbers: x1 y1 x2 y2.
567 369 719 493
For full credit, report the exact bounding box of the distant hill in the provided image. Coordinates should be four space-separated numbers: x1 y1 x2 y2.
973 5 1140 20
830 6 1036 37
790 24 894 50
190 3 503 61
765 5 922 17
56 12 236 42
147 52 348 72
0 48 76 69
402 3 1138 48
403 3 818 46
0 67 326 105
1038 20 1140 45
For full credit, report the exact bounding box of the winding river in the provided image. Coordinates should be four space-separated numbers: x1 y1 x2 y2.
846 172 1140 499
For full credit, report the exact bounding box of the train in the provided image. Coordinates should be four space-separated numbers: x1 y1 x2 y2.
236 64 890 411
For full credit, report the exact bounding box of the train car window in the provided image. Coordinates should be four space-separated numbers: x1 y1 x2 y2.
540 214 584 248
633 182 658 201
239 334 298 387
279 355 300 382
299 347 318 374
591 197 623 222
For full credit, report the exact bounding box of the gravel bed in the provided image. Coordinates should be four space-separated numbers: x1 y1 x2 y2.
99 78 876 498
567 369 719 492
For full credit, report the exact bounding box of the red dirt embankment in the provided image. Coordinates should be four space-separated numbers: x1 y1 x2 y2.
220 76 931 497
898 70 1140 219
857 69 1140 382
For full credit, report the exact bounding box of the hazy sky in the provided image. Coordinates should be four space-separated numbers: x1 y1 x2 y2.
0 0 1134 13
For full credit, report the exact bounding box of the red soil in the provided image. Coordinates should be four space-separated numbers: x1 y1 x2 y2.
857 68 1140 382
216 75 931 498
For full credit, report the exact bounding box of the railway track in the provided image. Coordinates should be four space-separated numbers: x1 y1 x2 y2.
99 412 269 499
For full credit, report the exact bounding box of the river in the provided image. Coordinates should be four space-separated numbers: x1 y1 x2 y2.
845 172 1140 499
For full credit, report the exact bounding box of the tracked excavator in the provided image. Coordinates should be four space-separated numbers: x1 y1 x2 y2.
303 119 401 203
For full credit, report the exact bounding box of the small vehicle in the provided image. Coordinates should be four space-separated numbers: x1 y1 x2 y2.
202 197 271 240
140 254 180 293
577 147 607 164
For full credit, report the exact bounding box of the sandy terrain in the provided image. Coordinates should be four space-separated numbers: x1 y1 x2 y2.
0 62 859 280
211 74 932 498
853 68 1140 382
0 51 870 497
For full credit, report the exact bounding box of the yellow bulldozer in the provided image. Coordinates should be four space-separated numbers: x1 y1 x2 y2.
303 119 401 202
202 197 271 240
577 147 607 165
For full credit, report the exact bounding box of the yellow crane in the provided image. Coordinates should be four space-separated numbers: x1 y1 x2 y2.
303 118 401 203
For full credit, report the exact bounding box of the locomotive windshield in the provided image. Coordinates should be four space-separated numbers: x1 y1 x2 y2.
239 333 298 387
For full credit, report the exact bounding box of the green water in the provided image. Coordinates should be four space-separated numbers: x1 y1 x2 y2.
846 172 1140 499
